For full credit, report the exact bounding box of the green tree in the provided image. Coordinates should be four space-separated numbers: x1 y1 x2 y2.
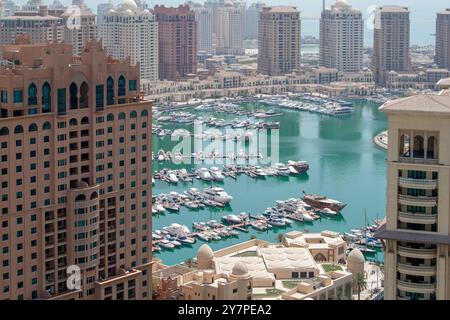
353 272 368 300
277 234 285 244
184 258 193 268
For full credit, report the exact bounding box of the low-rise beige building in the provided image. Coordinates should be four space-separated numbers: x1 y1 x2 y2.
283 230 347 264
154 237 356 300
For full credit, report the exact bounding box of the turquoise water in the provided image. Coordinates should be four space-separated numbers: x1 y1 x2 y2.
152 100 387 265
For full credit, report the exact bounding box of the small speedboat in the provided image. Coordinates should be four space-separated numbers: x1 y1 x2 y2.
319 208 338 216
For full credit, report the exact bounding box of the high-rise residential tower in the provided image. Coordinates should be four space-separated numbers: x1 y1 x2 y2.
0 6 65 47
216 2 244 55
257 6 301 76
97 1 114 26
436 9 450 70
375 81 450 300
0 38 153 300
61 0 97 56
154 5 197 81
371 6 410 85
100 0 158 81
194 7 214 54
245 2 265 40
319 0 363 73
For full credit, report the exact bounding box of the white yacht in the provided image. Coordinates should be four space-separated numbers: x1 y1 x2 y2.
210 167 224 181
274 163 290 176
204 187 233 204
222 214 242 224
199 168 212 181
163 223 191 237
167 172 179 184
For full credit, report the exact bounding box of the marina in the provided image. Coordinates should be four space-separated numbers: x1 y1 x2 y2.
152 99 388 265
152 161 309 184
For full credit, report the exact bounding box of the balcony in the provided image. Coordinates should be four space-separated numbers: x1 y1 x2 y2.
398 177 438 190
398 156 439 165
398 212 437 225
397 280 436 294
398 246 437 259
397 263 436 276
398 194 437 207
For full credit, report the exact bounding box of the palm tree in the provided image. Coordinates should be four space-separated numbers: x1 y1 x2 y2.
184 258 193 268
277 234 285 244
353 272 368 300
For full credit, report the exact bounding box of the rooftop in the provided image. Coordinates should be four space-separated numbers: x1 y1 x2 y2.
379 93 450 115
263 6 299 14
378 6 409 13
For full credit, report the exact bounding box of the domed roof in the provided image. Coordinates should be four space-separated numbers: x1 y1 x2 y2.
122 0 138 10
231 261 248 276
197 244 214 261
347 248 365 264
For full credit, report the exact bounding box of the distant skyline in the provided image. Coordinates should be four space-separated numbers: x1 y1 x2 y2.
13 0 445 45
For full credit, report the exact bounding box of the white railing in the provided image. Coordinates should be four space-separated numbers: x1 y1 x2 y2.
398 177 438 187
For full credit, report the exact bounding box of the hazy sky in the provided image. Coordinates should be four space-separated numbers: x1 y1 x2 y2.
15 0 446 45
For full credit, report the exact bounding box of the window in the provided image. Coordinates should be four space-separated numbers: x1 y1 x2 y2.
107 77 114 105
28 83 37 105
118 75 126 104
42 82 51 113
0 90 7 103
70 83 78 109
129 80 137 91
13 90 23 103
96 85 104 110
57 88 67 115
80 82 88 108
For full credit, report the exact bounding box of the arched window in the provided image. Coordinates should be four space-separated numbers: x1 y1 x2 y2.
75 194 86 202
107 76 114 106
70 83 78 110
80 82 88 108
107 113 114 121
28 123 38 132
42 82 51 113
413 135 424 158
0 127 9 136
28 83 37 106
141 109 148 117
399 134 410 157
43 121 51 130
118 75 126 104
427 136 437 159
14 125 24 134
118 112 126 120
81 116 89 125
90 192 98 200
130 111 137 118
69 118 78 126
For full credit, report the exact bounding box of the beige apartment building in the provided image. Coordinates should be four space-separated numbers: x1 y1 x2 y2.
371 6 410 86
0 39 153 300
319 0 363 73
257 6 301 76
376 83 450 300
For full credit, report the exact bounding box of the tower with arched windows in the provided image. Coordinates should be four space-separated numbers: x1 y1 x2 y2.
0 39 153 300
376 85 450 300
